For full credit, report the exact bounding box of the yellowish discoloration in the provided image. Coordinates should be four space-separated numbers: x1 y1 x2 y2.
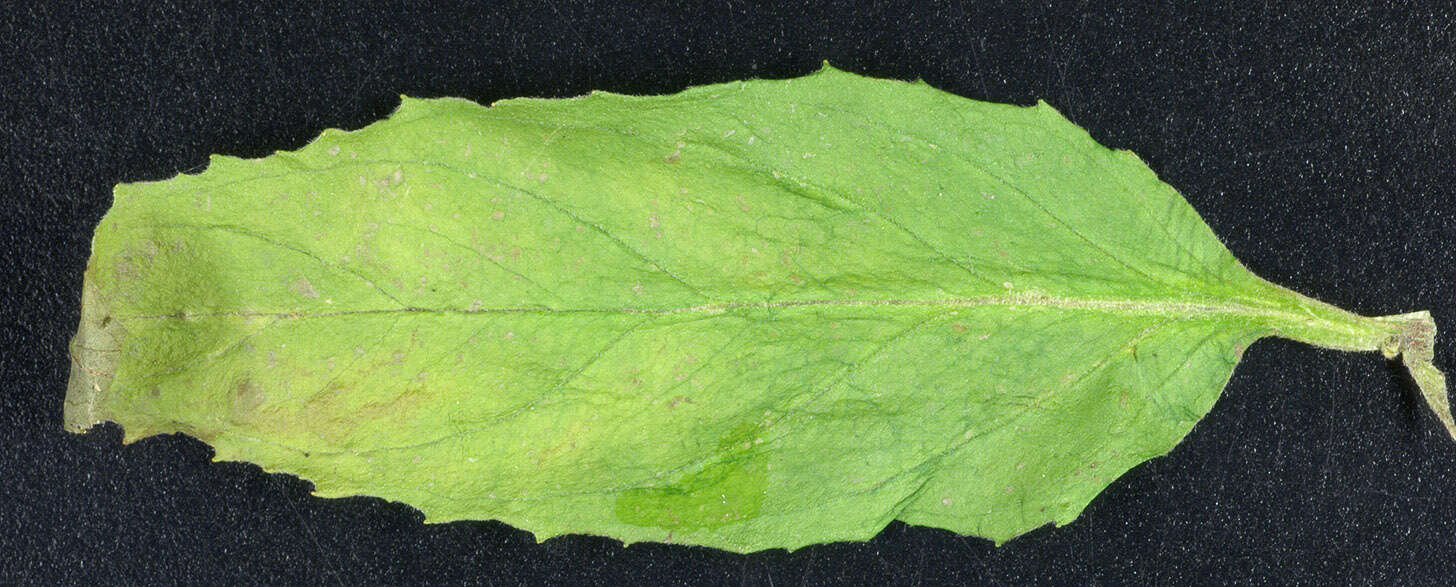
291 277 319 298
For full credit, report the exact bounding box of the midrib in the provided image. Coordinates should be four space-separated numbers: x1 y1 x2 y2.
114 292 1305 322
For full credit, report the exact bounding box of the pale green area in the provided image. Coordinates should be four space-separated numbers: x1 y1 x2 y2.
65 64 1448 552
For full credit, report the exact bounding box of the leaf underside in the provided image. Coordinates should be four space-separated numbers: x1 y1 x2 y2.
66 64 1447 552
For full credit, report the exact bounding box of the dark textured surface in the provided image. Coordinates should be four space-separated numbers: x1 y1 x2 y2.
5 2 1456 583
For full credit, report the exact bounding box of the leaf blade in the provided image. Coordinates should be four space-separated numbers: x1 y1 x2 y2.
66 64 1448 552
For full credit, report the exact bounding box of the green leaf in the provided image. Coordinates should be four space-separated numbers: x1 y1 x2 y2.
65 63 1449 552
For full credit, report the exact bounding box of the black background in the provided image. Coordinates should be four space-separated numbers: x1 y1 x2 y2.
5 2 1456 584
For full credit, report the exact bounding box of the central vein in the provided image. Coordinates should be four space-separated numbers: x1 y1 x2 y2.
118 293 1304 320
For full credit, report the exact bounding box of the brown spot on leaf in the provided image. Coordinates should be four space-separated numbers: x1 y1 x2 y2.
231 378 264 419
663 141 685 163
291 277 319 298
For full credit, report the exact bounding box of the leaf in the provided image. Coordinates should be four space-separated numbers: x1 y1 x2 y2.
64 63 1450 552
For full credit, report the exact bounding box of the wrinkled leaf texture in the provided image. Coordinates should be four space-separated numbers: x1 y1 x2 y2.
66 64 1449 552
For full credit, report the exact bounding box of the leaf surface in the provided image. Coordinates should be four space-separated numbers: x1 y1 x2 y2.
65 64 1449 552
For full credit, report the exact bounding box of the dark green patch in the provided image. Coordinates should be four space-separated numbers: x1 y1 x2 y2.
614 420 771 530
613 455 768 531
